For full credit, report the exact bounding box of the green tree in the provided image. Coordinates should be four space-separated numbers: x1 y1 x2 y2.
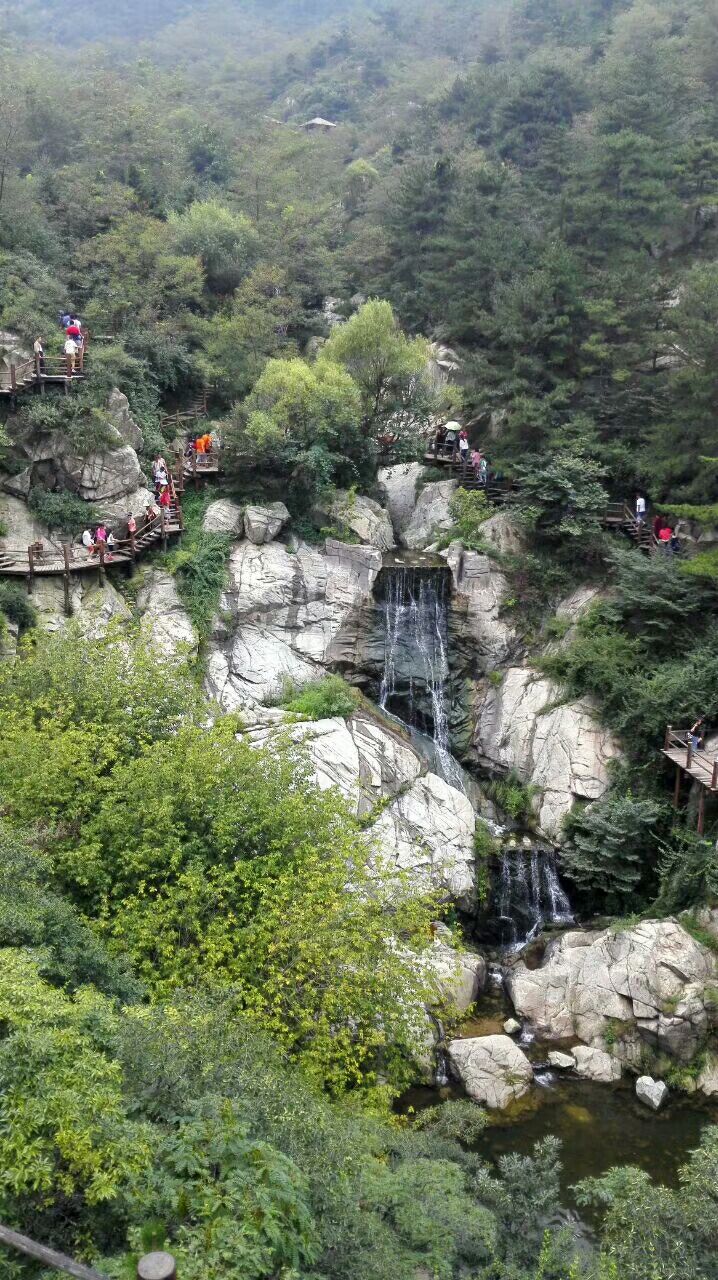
562 789 665 911
166 200 258 294
322 300 436 442
514 443 609 542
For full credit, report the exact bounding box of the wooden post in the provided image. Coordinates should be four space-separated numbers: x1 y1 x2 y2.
192 448 198 491
137 1253 176 1280
10 364 16 393
687 740 693 771
160 507 167 552
62 544 72 617
674 764 681 809
664 724 672 751
698 786 706 836
712 758 718 791
98 541 106 585
27 544 35 593
130 530 136 571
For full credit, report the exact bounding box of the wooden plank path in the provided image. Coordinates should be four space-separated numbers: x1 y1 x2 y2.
423 454 658 552
662 726 718 834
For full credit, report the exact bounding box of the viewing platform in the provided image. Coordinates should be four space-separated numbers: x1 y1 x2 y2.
662 726 718 834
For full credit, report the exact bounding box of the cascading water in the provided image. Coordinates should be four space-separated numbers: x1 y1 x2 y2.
496 846 574 950
377 564 464 790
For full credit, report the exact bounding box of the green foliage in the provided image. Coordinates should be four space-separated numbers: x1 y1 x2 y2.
280 674 360 720
166 200 258 294
446 487 492 550
563 789 666 913
576 1127 718 1279
486 772 539 823
654 832 718 916
165 490 232 645
0 583 36 633
27 485 95 535
514 445 609 543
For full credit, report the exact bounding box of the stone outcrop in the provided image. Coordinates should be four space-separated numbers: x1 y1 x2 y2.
377 463 423 540
422 926 486 1014
0 492 60 554
0 331 30 391
107 388 143 451
135 569 198 659
315 491 395 551
403 480 457 551
573 1045 622 1082
240 708 476 902
445 538 518 672
25 575 131 636
636 1076 669 1110
244 501 290 545
473 667 620 837
548 1051 576 1070
509 921 717 1067
202 499 244 536
207 538 382 709
448 1034 534 1108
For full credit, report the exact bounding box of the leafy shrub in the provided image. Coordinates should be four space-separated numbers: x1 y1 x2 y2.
562 789 666 912
486 771 538 822
446 487 492 550
0 582 37 632
280 675 360 720
654 831 718 915
27 486 94 535
171 534 231 639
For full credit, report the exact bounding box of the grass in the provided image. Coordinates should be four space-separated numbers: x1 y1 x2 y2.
486 771 539 823
278 674 360 720
164 490 233 647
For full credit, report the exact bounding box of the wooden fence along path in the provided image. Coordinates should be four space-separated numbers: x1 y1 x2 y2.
424 454 660 553
0 1220 177 1280
662 726 718 834
0 352 88 398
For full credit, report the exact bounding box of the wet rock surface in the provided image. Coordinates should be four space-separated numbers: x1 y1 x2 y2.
448 1034 534 1108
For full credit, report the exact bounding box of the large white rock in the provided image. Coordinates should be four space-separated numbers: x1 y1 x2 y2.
135 569 197 659
377 463 423 540
0 492 60 554
444 539 517 670
107 388 143 450
473 667 620 837
318 491 395 551
421 931 487 1014
403 479 457 551
26 575 131 636
244 502 290 545
548 1051 576 1070
202 499 244 536
636 1076 669 1111
509 921 716 1064
573 1046 622 1082
242 709 476 902
697 1051 718 1096
448 1035 533 1109
208 539 382 709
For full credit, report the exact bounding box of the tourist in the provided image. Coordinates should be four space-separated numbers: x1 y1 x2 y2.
671 529 681 556
433 425 447 459
127 513 137 538
33 336 45 374
195 434 206 455
471 448 482 481
64 334 77 377
458 428 470 475
66 318 82 341
658 524 672 554
146 502 159 525
479 456 488 484
690 717 706 752
95 522 108 551
61 311 71 329
635 493 647 525
159 484 171 510
106 528 116 561
81 527 94 558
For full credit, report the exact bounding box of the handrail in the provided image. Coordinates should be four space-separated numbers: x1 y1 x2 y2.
0 1222 109 1280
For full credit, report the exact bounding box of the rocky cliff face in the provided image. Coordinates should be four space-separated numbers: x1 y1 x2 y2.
508 920 718 1078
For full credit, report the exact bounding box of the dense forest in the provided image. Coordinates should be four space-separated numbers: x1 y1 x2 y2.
3 0 718 1277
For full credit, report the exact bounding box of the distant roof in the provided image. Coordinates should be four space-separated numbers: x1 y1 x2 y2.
303 117 338 128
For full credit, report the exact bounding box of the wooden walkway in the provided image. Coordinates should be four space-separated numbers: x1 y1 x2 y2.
0 353 89 399
662 726 718 833
423 454 659 553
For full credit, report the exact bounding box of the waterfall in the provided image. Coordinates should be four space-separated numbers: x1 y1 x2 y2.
377 565 464 790
495 847 573 950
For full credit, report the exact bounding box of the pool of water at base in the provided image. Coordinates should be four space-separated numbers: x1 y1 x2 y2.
403 1075 717 1217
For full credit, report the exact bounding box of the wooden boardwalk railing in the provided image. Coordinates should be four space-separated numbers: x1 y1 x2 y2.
662 725 718 833
0 351 89 398
0 1220 176 1280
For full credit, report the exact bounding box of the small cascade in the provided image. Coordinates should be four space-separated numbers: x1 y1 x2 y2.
376 563 464 790
496 846 573 950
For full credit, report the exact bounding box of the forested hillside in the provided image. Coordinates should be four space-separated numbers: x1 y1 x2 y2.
3 1 718 1277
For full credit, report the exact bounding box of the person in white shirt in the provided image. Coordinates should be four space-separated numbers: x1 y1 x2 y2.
33 337 45 374
636 494 647 525
64 336 77 377
81 528 95 558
